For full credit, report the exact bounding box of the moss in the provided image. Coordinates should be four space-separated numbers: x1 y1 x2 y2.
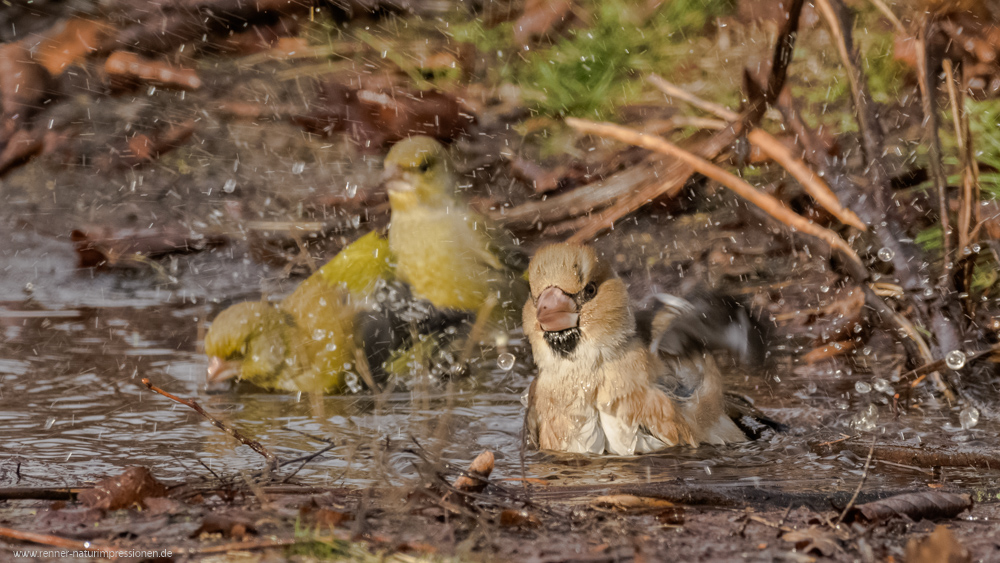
456 0 735 119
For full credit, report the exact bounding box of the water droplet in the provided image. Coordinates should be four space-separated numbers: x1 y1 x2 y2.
312 329 326 341
873 378 892 394
851 403 878 431
223 179 237 193
318 297 327 307
855 381 872 394
877 247 895 262
853 323 863 333
820 285 830 293
945 350 966 370
45 417 56 430
346 182 358 198
520 389 530 407
497 352 515 371
962 246 973 256
923 287 934 298
292 161 305 174
344 372 362 393
862 346 872 356
351 215 361 229
960 406 980 429
806 381 817 394
972 243 981 253
325 342 338 352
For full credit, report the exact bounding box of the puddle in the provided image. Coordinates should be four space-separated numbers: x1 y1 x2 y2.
2 294 998 495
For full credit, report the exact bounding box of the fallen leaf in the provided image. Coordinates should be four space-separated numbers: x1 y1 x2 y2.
499 509 542 528
78 466 167 511
803 340 856 363
191 512 258 539
905 525 971 563
453 450 494 493
105 51 202 91
593 494 675 512
846 492 973 524
782 525 840 556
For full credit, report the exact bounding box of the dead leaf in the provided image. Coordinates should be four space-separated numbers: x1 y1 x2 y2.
191 512 258 539
803 340 856 363
453 450 494 493
846 492 973 524
78 466 167 511
781 525 840 556
499 509 542 528
905 525 970 563
105 51 202 91
513 0 575 45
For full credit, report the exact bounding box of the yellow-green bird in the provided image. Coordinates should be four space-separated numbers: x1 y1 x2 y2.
204 231 394 393
382 136 527 324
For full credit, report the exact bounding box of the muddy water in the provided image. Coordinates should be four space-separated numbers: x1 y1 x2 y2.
2 228 999 495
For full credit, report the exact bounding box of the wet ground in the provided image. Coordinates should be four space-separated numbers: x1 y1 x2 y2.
2 1 1000 560
3 209 999 498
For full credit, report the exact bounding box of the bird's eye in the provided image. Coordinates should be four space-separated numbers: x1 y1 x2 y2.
418 159 431 172
582 282 598 299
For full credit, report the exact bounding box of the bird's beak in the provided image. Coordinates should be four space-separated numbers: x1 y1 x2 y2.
206 356 241 384
536 286 579 332
381 163 413 194
385 179 414 194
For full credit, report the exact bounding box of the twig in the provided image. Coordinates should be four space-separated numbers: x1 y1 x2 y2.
564 117 865 269
0 487 80 501
0 526 107 550
141 378 278 468
835 434 876 526
868 0 905 34
916 16 953 278
898 342 1000 384
648 74 866 231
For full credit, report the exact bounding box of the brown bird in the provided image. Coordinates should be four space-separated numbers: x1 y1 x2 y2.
522 242 777 455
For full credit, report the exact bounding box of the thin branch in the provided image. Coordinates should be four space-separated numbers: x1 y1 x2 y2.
835 434 876 526
141 378 278 468
565 117 865 269
0 526 106 550
648 74 867 231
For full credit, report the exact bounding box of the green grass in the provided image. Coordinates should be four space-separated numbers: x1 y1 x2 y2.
456 0 734 119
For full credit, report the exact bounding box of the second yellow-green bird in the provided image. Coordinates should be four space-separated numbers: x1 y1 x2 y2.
203 231 394 393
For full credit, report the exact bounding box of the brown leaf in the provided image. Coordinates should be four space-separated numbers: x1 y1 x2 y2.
295 78 474 150
191 512 258 539
105 51 202 91
781 525 840 556
71 224 227 268
35 17 115 76
499 509 541 528
78 466 167 511
0 43 54 122
803 340 856 364
453 450 494 493
846 492 973 524
905 525 971 563
513 0 575 45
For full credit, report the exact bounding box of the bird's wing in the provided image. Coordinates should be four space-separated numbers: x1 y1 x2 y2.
723 392 787 439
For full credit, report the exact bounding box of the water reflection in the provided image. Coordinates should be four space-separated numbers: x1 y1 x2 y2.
2 300 998 496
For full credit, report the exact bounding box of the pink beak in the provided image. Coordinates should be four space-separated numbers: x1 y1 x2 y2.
206 356 241 384
536 287 579 332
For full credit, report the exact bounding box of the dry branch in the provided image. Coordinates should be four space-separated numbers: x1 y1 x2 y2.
648 74 866 231
141 378 278 467
565 117 864 269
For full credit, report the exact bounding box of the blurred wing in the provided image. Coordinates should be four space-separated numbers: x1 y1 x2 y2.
724 392 788 439
638 291 768 368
